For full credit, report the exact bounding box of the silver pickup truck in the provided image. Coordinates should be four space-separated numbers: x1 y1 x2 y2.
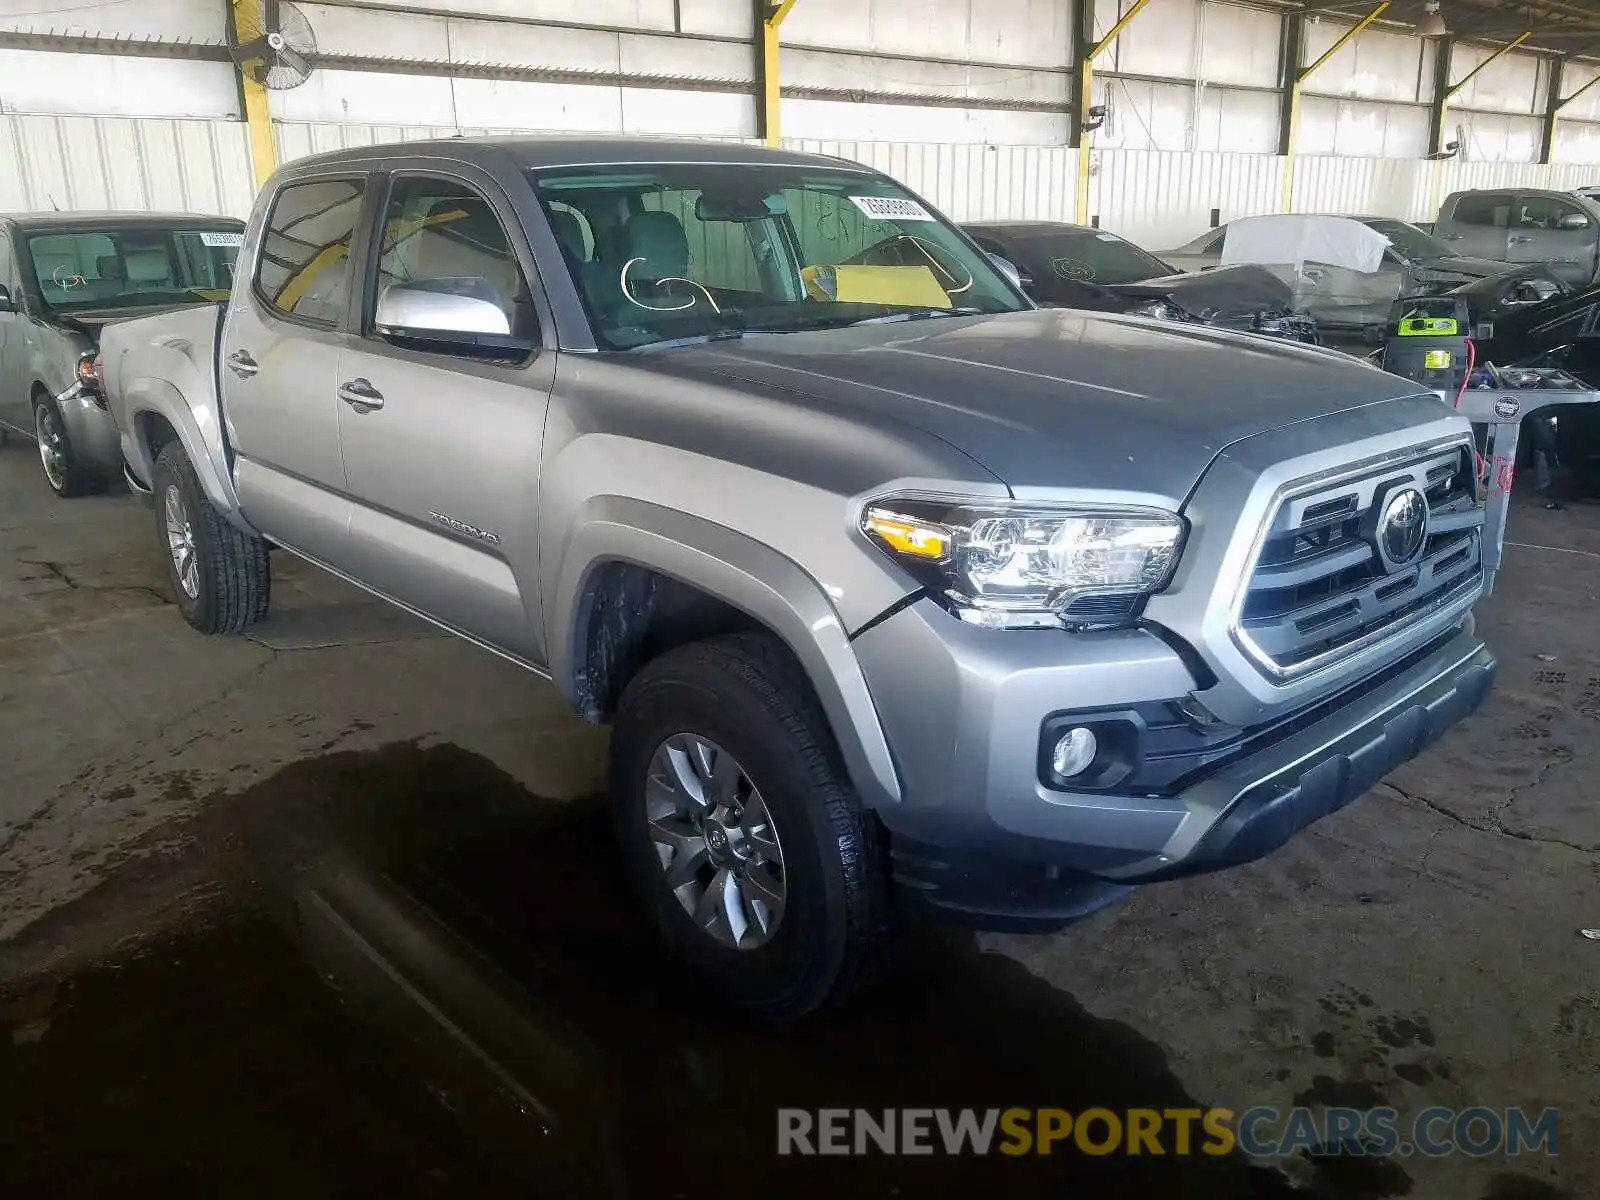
98 137 1496 1017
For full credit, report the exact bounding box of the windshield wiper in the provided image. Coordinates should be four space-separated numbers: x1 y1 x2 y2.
844 306 984 326
742 306 986 334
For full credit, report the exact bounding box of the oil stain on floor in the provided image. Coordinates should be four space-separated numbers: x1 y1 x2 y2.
0 743 1564 1199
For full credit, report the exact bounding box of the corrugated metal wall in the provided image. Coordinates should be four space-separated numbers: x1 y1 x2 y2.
783 140 1078 223
1089 150 1282 249
11 113 1600 253
0 114 255 218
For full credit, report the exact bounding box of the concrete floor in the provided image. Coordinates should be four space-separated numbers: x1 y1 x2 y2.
0 433 1595 1199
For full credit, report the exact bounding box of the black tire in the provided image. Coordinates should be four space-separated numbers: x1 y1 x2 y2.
151 439 270 634
33 392 104 498
610 632 893 1020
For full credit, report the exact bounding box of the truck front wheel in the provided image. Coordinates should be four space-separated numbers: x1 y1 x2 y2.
33 393 103 498
610 632 893 1019
151 440 270 634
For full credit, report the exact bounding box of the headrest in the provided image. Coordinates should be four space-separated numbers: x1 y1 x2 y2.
623 211 689 278
549 209 587 262
96 255 124 281
32 251 77 281
125 248 172 285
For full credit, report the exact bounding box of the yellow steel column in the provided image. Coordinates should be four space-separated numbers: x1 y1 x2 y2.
233 0 278 190
760 0 798 147
1280 2 1388 213
1075 0 1151 226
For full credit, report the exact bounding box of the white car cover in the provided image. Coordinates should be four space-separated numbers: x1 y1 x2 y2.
1219 214 1394 321
1219 214 1389 273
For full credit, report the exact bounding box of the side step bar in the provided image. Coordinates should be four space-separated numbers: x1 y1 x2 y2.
123 461 153 504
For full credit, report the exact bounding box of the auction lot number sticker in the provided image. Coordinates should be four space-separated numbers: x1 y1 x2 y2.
849 195 936 222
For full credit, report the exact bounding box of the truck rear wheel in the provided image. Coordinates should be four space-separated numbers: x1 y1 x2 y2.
610 632 893 1019
151 440 270 634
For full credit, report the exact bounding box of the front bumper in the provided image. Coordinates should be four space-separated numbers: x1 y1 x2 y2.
853 599 1494 928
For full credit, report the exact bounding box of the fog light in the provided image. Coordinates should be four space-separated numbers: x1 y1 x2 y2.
1051 727 1098 778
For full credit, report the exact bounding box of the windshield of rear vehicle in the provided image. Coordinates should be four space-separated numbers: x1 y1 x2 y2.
1364 219 1452 262
527 164 1028 349
24 226 242 312
989 227 1174 287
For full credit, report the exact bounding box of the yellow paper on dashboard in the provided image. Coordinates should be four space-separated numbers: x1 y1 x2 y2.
800 264 951 309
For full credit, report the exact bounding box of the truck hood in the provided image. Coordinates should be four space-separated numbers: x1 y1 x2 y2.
656 309 1427 504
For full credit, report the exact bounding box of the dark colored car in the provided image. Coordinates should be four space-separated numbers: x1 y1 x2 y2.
963 219 1318 342
1440 268 1600 493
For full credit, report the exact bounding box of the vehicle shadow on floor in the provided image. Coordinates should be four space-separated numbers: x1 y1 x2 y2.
1 741 1452 1199
246 742 1345 1199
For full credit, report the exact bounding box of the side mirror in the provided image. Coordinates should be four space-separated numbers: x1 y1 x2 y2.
1559 213 1591 231
0 283 14 313
987 253 1033 294
374 278 533 357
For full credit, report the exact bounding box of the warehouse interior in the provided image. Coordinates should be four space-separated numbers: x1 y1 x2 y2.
2 0 1600 243
2 1 1600 1198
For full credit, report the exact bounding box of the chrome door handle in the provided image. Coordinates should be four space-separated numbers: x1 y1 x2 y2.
227 349 259 378
337 378 384 411
1509 234 1535 244
1440 233 1463 241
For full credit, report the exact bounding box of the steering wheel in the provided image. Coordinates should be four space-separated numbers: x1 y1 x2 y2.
619 257 721 314
52 264 86 290
859 234 975 296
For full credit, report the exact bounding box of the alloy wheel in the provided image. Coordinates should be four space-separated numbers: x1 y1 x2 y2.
645 733 787 950
34 404 66 491
164 484 200 599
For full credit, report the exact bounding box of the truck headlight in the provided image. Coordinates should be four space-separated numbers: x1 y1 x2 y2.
860 498 1185 630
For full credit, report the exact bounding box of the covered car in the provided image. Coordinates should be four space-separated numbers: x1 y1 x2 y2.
962 220 1317 342
1161 213 1511 336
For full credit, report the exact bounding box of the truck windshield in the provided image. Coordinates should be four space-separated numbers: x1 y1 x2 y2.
528 164 1028 349
25 226 242 313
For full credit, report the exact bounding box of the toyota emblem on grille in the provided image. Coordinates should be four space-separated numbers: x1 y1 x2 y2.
1376 486 1429 572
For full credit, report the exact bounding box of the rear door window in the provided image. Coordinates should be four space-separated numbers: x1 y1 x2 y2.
255 178 367 327
1450 193 1510 228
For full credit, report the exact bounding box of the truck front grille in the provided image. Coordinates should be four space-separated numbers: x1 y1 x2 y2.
1235 443 1483 679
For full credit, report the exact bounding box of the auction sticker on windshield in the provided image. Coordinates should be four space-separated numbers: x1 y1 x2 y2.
199 231 244 247
849 195 936 222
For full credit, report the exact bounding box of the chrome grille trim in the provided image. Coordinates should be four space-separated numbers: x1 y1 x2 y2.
1228 434 1483 683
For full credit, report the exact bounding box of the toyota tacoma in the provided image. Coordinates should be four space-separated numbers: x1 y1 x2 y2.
96 137 1496 1017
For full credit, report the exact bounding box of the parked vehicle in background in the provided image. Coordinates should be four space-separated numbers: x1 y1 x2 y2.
1432 188 1600 284
1162 214 1512 337
962 220 1318 342
0 212 243 496
99 137 1494 1018
1442 267 1600 493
